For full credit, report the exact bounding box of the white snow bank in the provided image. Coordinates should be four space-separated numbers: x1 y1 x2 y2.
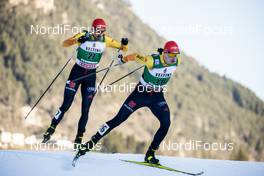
0 150 263 176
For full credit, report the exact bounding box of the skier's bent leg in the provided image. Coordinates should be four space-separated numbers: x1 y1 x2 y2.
78 86 95 132
79 89 142 154
91 104 135 144
51 80 79 126
144 101 170 164
43 80 79 143
148 101 171 150
75 85 95 144
77 105 135 155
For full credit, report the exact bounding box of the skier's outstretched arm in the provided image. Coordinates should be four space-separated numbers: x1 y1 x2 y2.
122 53 154 69
62 32 86 47
105 35 128 51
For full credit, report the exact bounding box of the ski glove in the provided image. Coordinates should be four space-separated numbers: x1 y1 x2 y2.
157 48 164 55
121 38 129 45
78 30 89 43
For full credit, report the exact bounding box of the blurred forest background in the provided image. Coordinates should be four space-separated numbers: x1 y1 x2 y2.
0 0 264 161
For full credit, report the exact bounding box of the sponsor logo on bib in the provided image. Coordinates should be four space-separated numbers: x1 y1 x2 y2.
155 59 160 65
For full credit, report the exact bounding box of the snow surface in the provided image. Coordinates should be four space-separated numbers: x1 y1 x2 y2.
0 150 263 176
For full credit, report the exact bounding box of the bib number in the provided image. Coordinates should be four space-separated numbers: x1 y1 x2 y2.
87 52 96 60
155 78 167 85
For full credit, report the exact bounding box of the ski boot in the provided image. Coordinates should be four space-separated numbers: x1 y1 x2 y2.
72 140 93 167
72 136 100 166
73 132 84 150
74 139 95 158
42 124 56 143
144 148 160 165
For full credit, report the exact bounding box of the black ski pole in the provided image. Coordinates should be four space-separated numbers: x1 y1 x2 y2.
95 58 115 94
104 65 144 88
72 63 120 82
24 50 75 119
95 48 126 93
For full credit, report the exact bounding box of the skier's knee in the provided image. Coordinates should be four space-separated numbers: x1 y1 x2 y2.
80 114 88 121
165 120 171 130
107 117 122 128
60 102 71 112
107 113 126 129
82 108 89 116
160 118 171 131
